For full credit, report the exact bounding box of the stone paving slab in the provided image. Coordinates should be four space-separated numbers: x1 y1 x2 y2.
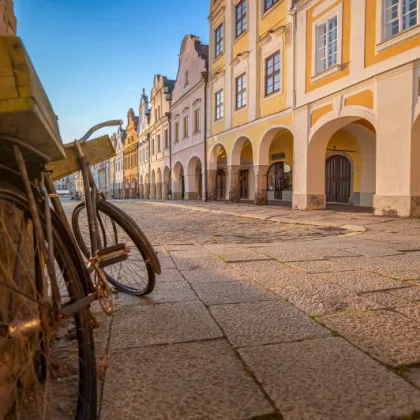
110 302 223 350
338 245 404 257
308 270 407 293
228 260 316 288
101 340 272 420
169 251 227 271
361 286 420 307
204 245 272 262
210 300 330 348
114 280 199 307
395 302 420 322
181 266 247 284
319 310 420 367
273 283 382 315
151 267 185 283
154 246 176 269
285 259 351 273
239 337 420 420
192 281 279 305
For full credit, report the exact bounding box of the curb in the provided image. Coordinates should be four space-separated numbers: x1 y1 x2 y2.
139 200 367 235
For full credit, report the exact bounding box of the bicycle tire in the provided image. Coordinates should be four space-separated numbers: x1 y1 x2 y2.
0 179 96 419
72 200 157 296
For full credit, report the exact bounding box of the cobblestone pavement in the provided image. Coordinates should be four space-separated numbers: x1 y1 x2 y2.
64 200 420 419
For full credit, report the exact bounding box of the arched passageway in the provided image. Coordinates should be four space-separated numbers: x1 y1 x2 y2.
156 168 162 200
131 178 138 199
208 144 228 201
186 157 203 200
144 173 150 199
305 115 376 209
139 175 144 199
124 180 130 199
150 170 156 200
230 137 254 202
163 166 170 200
173 162 185 200
257 127 294 205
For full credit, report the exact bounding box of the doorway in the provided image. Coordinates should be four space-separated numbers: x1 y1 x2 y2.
216 169 226 200
325 155 351 203
240 170 249 199
267 162 292 201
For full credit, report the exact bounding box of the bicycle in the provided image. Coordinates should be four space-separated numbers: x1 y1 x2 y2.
0 36 160 419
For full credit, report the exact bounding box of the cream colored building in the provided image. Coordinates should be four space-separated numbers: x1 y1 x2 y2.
138 75 174 200
207 0 420 216
170 35 209 200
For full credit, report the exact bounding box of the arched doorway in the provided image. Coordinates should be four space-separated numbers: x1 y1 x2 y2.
306 113 376 210
231 137 254 202
187 157 203 200
267 161 293 201
216 169 227 200
144 173 150 199
156 168 162 200
259 127 294 205
131 178 138 199
163 166 170 200
173 162 185 200
325 155 351 203
150 170 156 200
125 180 130 198
139 175 144 199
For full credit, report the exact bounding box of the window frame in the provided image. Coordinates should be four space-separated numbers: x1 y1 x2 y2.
215 89 224 121
315 15 338 75
194 108 200 133
264 0 279 13
183 115 189 138
157 134 161 152
215 23 224 58
310 3 343 81
235 72 247 110
264 52 281 97
235 0 247 39
174 121 180 143
164 129 169 148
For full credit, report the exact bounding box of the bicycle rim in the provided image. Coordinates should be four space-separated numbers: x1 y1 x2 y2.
0 181 96 419
72 200 156 296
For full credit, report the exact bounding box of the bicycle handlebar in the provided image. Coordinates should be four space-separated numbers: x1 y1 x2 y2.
77 120 123 144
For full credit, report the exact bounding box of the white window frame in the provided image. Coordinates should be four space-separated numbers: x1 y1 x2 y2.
234 0 247 39
260 41 283 102
376 0 420 52
215 89 224 121
183 115 189 138
235 72 247 110
193 108 200 133
311 3 343 82
215 22 224 58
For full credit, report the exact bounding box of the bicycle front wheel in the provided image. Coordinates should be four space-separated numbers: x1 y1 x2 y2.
0 180 96 419
72 200 156 296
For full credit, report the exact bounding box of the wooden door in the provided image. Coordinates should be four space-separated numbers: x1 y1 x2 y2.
325 155 351 203
240 170 249 199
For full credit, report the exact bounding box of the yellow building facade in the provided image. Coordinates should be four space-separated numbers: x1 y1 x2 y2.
208 0 420 216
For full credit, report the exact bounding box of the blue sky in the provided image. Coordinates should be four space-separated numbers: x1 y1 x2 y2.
15 0 209 143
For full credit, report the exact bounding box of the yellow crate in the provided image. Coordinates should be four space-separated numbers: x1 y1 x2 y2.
0 36 64 161
47 135 116 181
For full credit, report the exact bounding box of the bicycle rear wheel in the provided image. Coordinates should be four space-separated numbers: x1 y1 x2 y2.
0 180 96 419
72 200 157 296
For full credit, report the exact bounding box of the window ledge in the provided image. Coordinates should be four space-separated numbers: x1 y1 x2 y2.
192 131 201 135
262 2 280 19
311 64 341 83
233 30 248 45
233 105 247 114
262 89 282 103
213 53 224 65
376 24 420 53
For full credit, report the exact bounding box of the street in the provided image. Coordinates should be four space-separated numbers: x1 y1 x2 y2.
66 200 420 420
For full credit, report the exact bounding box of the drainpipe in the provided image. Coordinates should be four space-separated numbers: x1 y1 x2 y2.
148 133 151 198
166 111 172 200
290 2 297 110
202 71 209 201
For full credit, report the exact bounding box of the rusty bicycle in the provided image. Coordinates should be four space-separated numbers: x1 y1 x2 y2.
0 36 159 419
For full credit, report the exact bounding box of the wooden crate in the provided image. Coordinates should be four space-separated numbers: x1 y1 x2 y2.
47 135 116 181
0 36 64 162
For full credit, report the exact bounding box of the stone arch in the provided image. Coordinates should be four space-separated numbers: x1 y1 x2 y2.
208 143 228 200
156 168 163 200
163 166 170 200
139 174 144 199
209 142 228 171
172 161 185 200
150 169 156 200
131 178 138 199
230 136 254 201
305 114 377 209
144 173 150 200
187 156 203 200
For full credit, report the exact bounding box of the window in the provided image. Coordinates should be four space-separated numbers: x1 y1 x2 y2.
157 134 161 152
384 0 418 39
194 109 200 133
155 109 157 122
315 15 338 74
265 52 281 96
175 122 180 142
184 71 189 87
235 0 247 38
264 0 279 12
215 89 224 120
151 138 155 155
164 129 169 148
183 116 189 138
235 73 247 110
215 23 224 57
